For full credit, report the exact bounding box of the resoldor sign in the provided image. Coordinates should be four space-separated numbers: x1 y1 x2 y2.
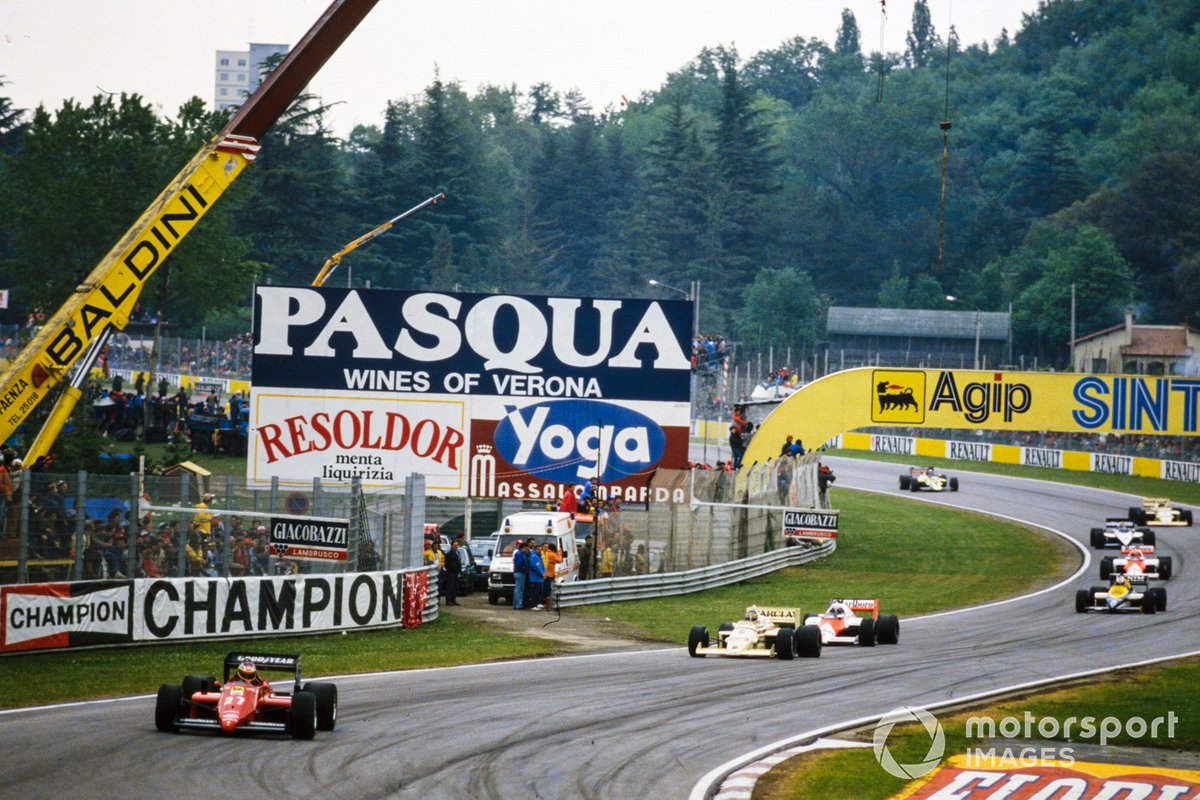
249 287 692 496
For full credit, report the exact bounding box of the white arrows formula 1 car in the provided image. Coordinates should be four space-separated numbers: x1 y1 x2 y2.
688 606 822 660
1090 518 1155 549
1099 547 1172 583
802 599 900 647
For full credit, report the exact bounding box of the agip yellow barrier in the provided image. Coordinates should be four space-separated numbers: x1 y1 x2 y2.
741 368 1200 483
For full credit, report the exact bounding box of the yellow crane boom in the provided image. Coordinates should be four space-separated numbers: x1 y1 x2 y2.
0 0 379 449
311 192 445 287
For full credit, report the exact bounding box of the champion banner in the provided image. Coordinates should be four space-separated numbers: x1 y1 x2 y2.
1 580 133 653
1 571 425 653
249 287 693 496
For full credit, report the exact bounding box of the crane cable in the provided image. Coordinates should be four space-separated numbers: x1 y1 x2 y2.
936 0 954 273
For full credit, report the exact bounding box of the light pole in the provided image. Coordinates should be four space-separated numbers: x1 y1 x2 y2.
649 278 699 338
946 295 981 370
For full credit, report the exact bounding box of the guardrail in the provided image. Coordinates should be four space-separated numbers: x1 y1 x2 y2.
554 540 836 608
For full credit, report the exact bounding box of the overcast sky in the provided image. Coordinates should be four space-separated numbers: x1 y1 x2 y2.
3 1 1041 137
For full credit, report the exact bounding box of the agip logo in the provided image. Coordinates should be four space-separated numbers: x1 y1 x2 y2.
493 399 666 484
871 370 926 424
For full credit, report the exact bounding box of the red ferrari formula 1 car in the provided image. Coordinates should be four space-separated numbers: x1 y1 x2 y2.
155 652 337 739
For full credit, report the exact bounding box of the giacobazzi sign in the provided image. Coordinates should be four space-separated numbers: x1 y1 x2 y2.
783 509 839 540
269 516 350 562
248 286 693 497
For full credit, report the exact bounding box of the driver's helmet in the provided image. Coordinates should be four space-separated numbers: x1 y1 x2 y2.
236 659 258 683
926 467 935 476
829 603 847 617
1113 574 1129 588
745 607 759 622
1128 548 1143 560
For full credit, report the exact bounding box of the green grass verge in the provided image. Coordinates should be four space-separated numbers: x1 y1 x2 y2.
827 448 1200 506
0 614 558 709
576 488 1077 641
755 656 1200 800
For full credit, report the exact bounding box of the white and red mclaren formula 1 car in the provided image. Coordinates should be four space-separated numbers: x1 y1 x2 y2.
801 599 900 647
1128 498 1193 527
1076 577 1166 614
1099 546 1172 583
1090 518 1155 549
688 605 822 659
155 652 337 739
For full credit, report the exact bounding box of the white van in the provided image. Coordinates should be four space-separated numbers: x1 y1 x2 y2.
486 511 580 606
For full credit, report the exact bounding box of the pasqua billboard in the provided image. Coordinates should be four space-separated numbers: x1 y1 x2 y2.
248 287 693 497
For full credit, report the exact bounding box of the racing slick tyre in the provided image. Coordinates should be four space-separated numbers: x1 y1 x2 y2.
155 684 183 732
1128 507 1145 524
858 617 877 647
1090 529 1105 549
1075 590 1090 614
1099 558 1114 580
1141 596 1157 615
1143 529 1156 546
910 480 920 492
688 625 710 658
775 627 796 660
1160 556 1172 580
877 614 900 645
289 691 318 740
718 622 734 633
949 477 959 492
1183 510 1193 526
1152 587 1167 612
899 476 911 490
796 625 822 658
304 682 338 731
182 675 215 698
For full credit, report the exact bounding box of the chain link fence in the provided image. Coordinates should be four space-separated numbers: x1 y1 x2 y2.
1 459 828 588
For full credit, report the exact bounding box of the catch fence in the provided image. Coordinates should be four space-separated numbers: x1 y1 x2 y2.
1 457 827 588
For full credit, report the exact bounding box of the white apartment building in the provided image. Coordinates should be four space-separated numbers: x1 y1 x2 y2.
215 43 289 110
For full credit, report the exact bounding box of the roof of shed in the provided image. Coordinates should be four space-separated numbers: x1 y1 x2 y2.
827 307 1010 340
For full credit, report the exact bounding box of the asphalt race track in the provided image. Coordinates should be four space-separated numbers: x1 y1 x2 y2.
1 457 1197 800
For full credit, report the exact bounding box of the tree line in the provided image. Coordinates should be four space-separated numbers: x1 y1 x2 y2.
1 0 1198 369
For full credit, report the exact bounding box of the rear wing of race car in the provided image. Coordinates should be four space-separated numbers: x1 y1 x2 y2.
829 598 879 618
1141 497 1170 508
755 607 802 627
1120 546 1156 555
223 652 302 684
1104 518 1150 531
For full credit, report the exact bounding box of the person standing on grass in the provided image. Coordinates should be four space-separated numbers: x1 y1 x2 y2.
526 543 545 610
512 539 528 611
542 542 562 610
